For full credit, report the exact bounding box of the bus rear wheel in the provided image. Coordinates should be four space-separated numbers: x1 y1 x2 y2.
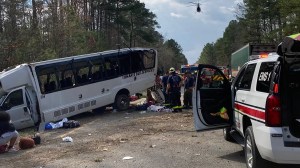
115 94 130 111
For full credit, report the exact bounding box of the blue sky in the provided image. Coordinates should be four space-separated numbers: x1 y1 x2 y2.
139 0 243 64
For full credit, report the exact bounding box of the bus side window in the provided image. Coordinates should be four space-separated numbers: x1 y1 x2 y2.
118 53 130 75
143 51 155 69
104 56 119 78
91 58 104 81
36 66 59 94
131 52 143 72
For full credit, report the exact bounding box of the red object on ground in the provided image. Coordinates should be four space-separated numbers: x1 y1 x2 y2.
0 144 7 153
130 95 138 101
19 137 35 149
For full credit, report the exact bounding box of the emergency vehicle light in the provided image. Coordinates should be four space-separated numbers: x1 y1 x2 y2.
259 53 269 58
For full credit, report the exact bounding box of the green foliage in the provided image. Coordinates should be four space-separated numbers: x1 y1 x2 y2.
197 0 300 66
198 43 215 65
163 39 187 70
39 49 57 61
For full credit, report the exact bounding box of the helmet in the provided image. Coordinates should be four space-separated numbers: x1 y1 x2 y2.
169 67 175 72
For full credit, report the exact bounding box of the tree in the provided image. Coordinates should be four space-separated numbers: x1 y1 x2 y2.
163 39 187 70
0 0 188 71
198 43 215 65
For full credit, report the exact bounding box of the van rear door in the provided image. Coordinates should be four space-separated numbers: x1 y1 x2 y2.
193 64 233 131
282 55 300 138
1 86 34 129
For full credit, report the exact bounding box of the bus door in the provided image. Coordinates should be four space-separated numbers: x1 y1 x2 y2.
193 64 233 131
1 86 35 129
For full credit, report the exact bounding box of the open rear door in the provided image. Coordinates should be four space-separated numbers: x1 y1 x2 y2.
193 64 233 131
277 34 300 138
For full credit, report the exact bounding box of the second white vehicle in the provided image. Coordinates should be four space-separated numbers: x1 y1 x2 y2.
193 35 300 168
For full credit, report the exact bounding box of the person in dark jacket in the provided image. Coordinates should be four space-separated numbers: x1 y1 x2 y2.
167 67 182 108
0 111 19 152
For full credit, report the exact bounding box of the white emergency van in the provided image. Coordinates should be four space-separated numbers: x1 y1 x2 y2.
193 36 300 168
0 48 157 130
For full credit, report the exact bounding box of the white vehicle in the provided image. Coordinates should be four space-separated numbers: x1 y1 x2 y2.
0 48 157 130
193 37 300 168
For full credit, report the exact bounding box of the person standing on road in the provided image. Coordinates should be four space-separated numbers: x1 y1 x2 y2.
0 111 19 153
161 71 170 104
183 71 195 109
166 67 182 109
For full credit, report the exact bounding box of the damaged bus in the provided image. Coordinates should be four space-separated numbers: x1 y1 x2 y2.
0 48 157 130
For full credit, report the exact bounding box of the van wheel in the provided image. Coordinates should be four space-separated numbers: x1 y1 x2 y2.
244 126 265 168
223 127 234 142
115 94 130 111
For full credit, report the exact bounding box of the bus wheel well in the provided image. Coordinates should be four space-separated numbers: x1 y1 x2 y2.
116 89 130 97
243 116 252 134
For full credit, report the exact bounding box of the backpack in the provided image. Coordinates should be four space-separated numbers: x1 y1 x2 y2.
63 120 80 128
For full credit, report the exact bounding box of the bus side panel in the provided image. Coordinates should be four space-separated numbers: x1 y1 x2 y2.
130 69 156 94
38 76 132 123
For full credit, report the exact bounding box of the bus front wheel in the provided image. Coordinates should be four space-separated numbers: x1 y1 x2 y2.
115 94 130 111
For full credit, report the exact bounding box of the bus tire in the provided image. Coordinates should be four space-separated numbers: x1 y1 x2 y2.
244 126 266 168
115 94 130 111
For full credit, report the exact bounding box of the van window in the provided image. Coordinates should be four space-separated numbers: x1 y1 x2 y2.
199 68 224 88
238 64 256 90
256 62 276 93
3 89 24 108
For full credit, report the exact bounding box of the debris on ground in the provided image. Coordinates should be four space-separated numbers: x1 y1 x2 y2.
62 136 73 142
122 156 134 160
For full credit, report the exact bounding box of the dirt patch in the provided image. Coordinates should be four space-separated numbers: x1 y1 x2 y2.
0 109 194 168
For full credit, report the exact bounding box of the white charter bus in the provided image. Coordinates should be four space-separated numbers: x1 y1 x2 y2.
0 48 157 130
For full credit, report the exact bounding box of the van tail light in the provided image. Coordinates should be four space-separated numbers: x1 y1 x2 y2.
265 94 281 127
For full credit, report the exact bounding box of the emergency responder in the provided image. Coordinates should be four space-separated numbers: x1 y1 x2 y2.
166 67 182 111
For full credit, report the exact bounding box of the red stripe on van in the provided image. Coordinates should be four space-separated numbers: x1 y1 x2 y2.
235 103 265 121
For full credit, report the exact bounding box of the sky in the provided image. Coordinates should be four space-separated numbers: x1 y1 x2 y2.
139 0 243 64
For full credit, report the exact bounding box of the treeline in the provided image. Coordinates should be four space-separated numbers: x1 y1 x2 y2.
197 0 300 66
0 0 187 72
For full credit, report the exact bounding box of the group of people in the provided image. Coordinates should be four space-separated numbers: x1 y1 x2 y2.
160 67 195 110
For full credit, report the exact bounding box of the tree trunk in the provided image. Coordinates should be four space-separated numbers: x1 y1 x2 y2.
32 0 38 30
0 0 3 33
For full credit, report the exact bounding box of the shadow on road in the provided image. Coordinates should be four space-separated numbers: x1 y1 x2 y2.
219 150 244 164
220 150 300 168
